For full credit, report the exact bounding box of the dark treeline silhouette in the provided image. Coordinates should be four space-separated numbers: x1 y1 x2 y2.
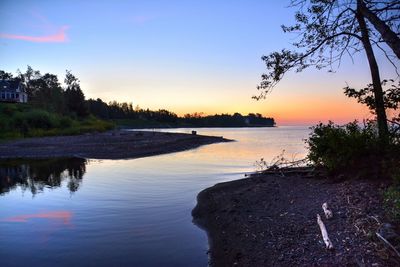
1 67 88 118
0 158 87 195
181 112 275 127
1 66 275 129
87 98 275 127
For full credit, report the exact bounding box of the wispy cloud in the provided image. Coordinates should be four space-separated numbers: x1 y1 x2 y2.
0 11 69 43
0 25 69 43
132 15 156 24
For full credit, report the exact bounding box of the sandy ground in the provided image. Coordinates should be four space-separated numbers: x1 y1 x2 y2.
0 130 232 159
192 171 398 266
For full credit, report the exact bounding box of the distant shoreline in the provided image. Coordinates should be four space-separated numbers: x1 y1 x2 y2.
0 130 232 160
119 125 276 129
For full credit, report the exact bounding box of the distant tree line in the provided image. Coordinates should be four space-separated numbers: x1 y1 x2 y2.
1 66 88 118
1 66 275 127
87 99 275 127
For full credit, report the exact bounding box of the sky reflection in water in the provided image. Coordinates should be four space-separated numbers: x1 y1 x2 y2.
0 127 310 267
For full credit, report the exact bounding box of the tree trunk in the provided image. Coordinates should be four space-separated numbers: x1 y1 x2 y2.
356 0 389 142
359 0 400 59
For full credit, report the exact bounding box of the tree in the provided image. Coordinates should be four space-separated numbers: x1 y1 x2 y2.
64 70 88 117
27 73 65 112
17 66 41 99
256 0 400 142
359 0 400 59
0 70 13 80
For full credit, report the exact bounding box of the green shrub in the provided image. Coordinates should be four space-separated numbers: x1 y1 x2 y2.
59 116 73 128
384 185 400 222
0 103 114 140
0 103 18 116
13 110 57 130
27 110 58 129
306 121 381 174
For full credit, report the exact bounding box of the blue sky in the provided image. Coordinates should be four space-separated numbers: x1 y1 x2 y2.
0 0 396 124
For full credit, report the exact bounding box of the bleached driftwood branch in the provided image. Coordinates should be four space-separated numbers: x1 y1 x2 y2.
322 202 333 219
376 232 400 258
317 214 334 249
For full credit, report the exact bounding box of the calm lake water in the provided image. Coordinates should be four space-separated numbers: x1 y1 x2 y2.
0 126 310 267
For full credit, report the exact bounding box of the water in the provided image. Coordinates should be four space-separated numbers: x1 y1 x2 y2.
0 127 310 267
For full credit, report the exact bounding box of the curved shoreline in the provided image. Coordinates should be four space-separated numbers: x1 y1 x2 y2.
192 172 394 266
0 130 232 159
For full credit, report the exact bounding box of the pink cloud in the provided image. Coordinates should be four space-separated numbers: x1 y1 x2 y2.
0 25 69 43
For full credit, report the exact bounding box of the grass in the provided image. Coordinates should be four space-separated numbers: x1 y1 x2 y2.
0 103 114 140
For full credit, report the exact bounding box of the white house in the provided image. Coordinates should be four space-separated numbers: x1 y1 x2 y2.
0 80 28 103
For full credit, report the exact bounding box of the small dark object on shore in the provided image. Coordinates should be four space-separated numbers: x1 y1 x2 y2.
192 131 197 135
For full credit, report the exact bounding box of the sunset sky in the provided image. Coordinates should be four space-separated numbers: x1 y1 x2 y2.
0 0 396 125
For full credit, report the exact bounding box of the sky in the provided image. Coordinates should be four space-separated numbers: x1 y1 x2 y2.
0 0 397 125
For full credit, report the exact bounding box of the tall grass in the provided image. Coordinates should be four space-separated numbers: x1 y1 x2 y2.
0 103 114 139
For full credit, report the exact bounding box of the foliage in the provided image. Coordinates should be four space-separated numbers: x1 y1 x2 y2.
344 79 400 112
0 67 112 138
307 121 382 173
0 103 113 139
384 186 400 222
87 99 276 128
1 66 275 137
256 0 400 140
64 70 88 117
307 120 400 179
256 0 399 99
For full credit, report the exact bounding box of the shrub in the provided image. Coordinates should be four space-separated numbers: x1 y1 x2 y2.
27 110 58 129
0 103 18 116
384 186 400 222
306 121 382 174
59 116 73 128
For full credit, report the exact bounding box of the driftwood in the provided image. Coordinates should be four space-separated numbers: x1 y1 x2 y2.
317 214 334 249
376 232 400 258
322 202 333 219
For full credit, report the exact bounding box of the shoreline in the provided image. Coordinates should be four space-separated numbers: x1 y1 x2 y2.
192 171 397 266
0 130 232 160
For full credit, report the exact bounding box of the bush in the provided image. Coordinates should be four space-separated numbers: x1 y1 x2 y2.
13 110 57 130
0 103 18 116
59 116 73 128
384 185 400 222
307 121 381 174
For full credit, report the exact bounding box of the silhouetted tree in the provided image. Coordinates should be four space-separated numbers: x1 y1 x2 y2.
17 66 41 99
256 0 400 142
29 73 65 113
87 98 110 119
64 70 88 117
358 1 400 59
0 70 13 80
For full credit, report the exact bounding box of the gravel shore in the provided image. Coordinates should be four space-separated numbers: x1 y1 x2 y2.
0 130 232 159
192 172 398 266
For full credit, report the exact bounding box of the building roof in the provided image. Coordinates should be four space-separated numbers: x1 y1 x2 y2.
0 80 24 92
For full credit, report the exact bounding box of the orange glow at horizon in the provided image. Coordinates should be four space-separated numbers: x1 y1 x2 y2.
82 67 376 126
151 95 372 126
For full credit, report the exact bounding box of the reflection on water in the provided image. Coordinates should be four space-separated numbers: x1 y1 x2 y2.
1 210 72 225
0 127 311 267
0 158 87 195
